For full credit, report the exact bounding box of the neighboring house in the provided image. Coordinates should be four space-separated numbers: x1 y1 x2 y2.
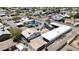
21 28 41 42
65 19 74 25
50 22 63 27
20 17 31 23
15 43 28 51
44 23 54 30
60 9 70 15
27 36 47 51
0 23 11 42
33 10 42 16
15 22 24 27
41 25 72 42
61 14 70 18
24 20 41 27
15 17 32 27
0 9 6 16
51 14 64 21
0 39 15 51
0 27 11 42
21 17 32 24
0 23 14 51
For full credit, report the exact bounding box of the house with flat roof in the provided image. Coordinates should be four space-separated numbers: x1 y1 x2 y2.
28 36 47 51
0 27 11 42
41 25 72 42
46 28 78 51
51 14 64 21
15 17 32 27
15 22 24 27
21 28 41 42
15 43 28 51
50 22 63 27
0 39 16 51
0 9 6 16
20 17 31 23
0 23 11 42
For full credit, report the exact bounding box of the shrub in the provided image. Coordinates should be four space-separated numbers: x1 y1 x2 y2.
45 19 51 24
25 12 32 17
12 16 21 21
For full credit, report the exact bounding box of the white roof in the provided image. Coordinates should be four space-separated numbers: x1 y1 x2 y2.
0 13 5 16
16 43 26 50
50 22 62 27
21 28 38 38
21 17 29 20
61 14 70 17
15 22 23 26
52 14 63 20
21 17 32 23
0 23 10 36
41 25 72 42
0 28 11 36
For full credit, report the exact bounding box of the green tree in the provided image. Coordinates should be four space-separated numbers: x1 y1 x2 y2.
15 9 22 13
25 12 32 17
12 16 21 21
9 27 22 42
15 9 23 15
74 13 79 18
45 19 51 24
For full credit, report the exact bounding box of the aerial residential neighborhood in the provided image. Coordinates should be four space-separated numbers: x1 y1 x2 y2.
0 7 79 51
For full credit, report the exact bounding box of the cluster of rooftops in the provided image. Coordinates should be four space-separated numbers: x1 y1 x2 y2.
0 7 79 51
21 22 72 51
0 17 72 51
